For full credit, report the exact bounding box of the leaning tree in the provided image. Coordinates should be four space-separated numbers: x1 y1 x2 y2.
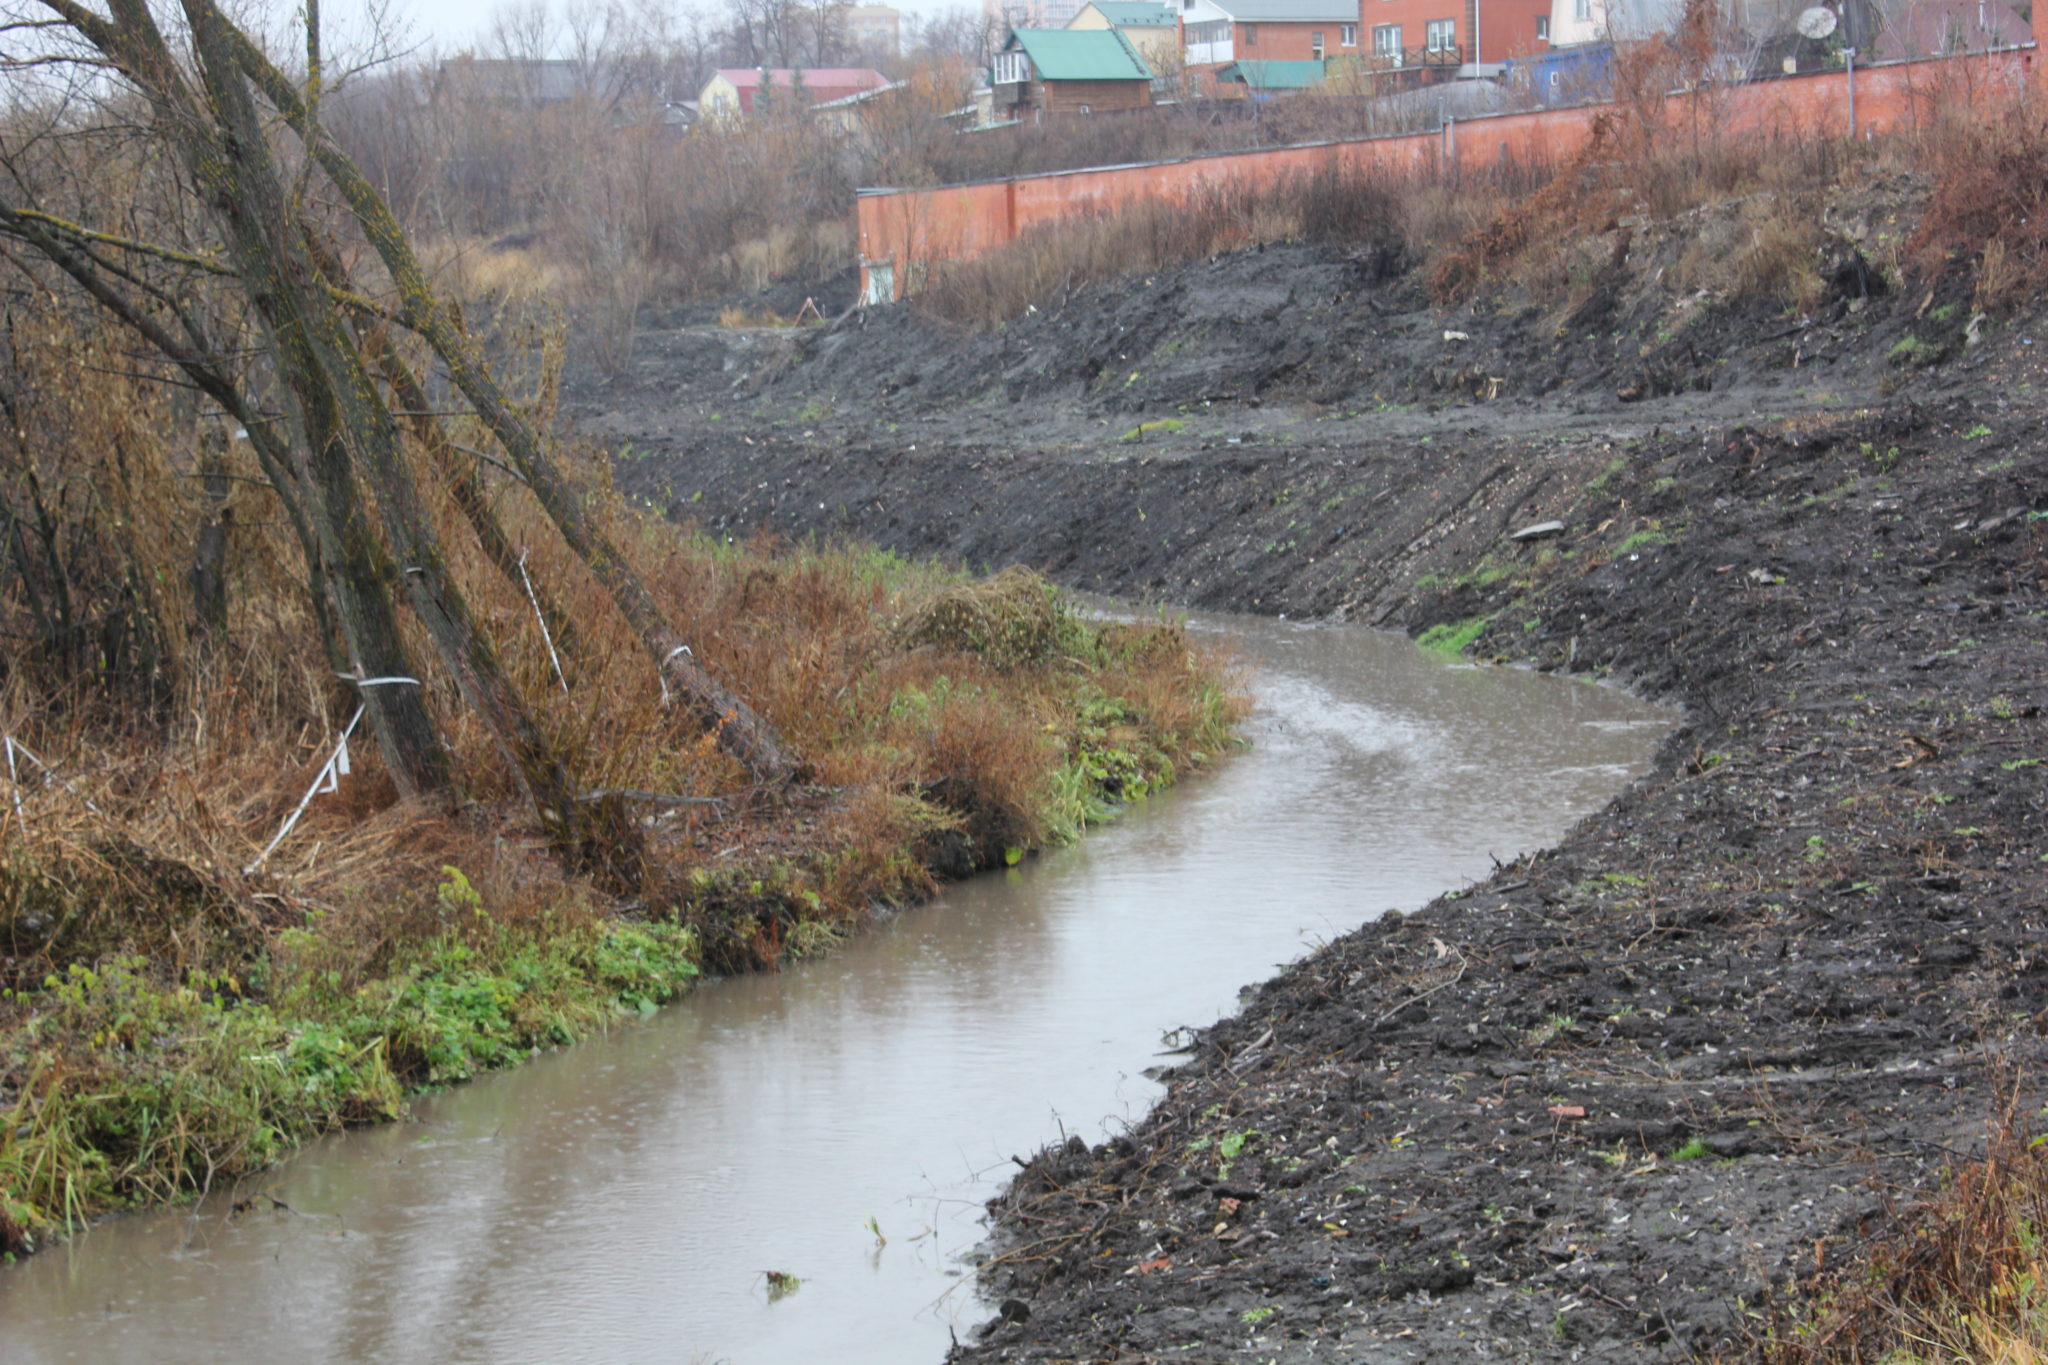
0 0 796 860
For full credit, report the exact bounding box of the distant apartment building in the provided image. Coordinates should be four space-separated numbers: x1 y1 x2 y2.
843 4 903 58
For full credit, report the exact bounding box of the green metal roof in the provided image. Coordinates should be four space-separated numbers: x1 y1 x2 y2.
1082 1 1177 27
1007 28 1155 81
1217 58 1329 89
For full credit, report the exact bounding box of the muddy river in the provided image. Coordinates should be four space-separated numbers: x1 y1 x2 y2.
0 613 1671 1364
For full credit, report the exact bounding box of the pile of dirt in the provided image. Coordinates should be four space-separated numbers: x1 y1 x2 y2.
571 172 2047 1361
633 264 862 331
576 176 1924 445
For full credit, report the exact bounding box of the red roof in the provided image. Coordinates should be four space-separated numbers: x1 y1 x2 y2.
714 67 888 111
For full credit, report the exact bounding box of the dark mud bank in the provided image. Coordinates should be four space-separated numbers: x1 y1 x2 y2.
584 241 2047 1360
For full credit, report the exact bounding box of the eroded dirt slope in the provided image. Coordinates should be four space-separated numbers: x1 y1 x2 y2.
569 183 2047 1360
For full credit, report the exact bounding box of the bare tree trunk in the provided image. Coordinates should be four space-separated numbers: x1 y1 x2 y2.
360 329 583 671
223 27 800 788
50 0 454 799
0 203 348 679
174 1 588 838
188 423 231 646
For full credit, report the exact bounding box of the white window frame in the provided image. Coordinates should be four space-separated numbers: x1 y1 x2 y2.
1310 29 1324 55
1340 22 1357 45
995 50 1031 82
1535 15 1549 38
1425 18 1455 51
1371 23 1401 57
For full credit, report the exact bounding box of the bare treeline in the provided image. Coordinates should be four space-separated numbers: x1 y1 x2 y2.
305 0 998 337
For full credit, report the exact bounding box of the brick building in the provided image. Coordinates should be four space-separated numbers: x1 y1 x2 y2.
1358 0 1552 79
1178 0 1361 88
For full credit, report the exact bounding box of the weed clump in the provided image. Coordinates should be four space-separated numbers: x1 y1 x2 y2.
1760 1096 2048 1363
899 566 1076 669
1910 95 2048 311
1417 615 1493 657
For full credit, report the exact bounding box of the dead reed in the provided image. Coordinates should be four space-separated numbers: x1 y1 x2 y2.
1908 83 2048 312
1755 1084 2048 1364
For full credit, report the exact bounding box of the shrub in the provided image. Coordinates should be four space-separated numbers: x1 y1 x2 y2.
1759 1091 2048 1363
1910 94 2048 311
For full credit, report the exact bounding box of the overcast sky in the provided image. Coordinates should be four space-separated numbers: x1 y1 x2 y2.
317 0 576 60
320 0 964 60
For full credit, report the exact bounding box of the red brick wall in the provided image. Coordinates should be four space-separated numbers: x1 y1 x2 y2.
860 48 2042 300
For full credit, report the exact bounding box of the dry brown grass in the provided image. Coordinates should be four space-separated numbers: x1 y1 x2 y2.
1430 110 1875 313
716 305 791 328
0 347 1242 996
425 236 577 304
1908 87 2048 312
915 169 1410 329
1659 193 1832 316
1757 1085 2048 1364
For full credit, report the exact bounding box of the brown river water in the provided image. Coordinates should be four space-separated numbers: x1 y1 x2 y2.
0 611 1672 1364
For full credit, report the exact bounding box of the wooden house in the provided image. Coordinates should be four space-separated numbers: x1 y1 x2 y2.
992 29 1156 119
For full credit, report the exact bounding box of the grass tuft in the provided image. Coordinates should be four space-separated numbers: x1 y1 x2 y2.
1416 616 1493 658
1758 1088 2048 1364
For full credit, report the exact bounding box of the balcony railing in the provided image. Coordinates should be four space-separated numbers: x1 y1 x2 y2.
1365 43 1465 70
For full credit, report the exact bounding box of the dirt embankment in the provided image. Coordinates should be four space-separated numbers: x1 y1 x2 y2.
571 183 2047 1361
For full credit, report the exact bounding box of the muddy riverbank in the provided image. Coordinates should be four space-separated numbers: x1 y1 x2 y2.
0 616 1666 1365
573 215 2048 1359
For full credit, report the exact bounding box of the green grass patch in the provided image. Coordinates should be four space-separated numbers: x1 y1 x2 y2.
1119 418 1188 441
1416 615 1493 657
1889 332 1939 366
0 912 702 1254
1586 456 1630 499
1617 524 1679 554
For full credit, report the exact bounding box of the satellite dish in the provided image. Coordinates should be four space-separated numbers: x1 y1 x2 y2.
1797 5 1839 38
